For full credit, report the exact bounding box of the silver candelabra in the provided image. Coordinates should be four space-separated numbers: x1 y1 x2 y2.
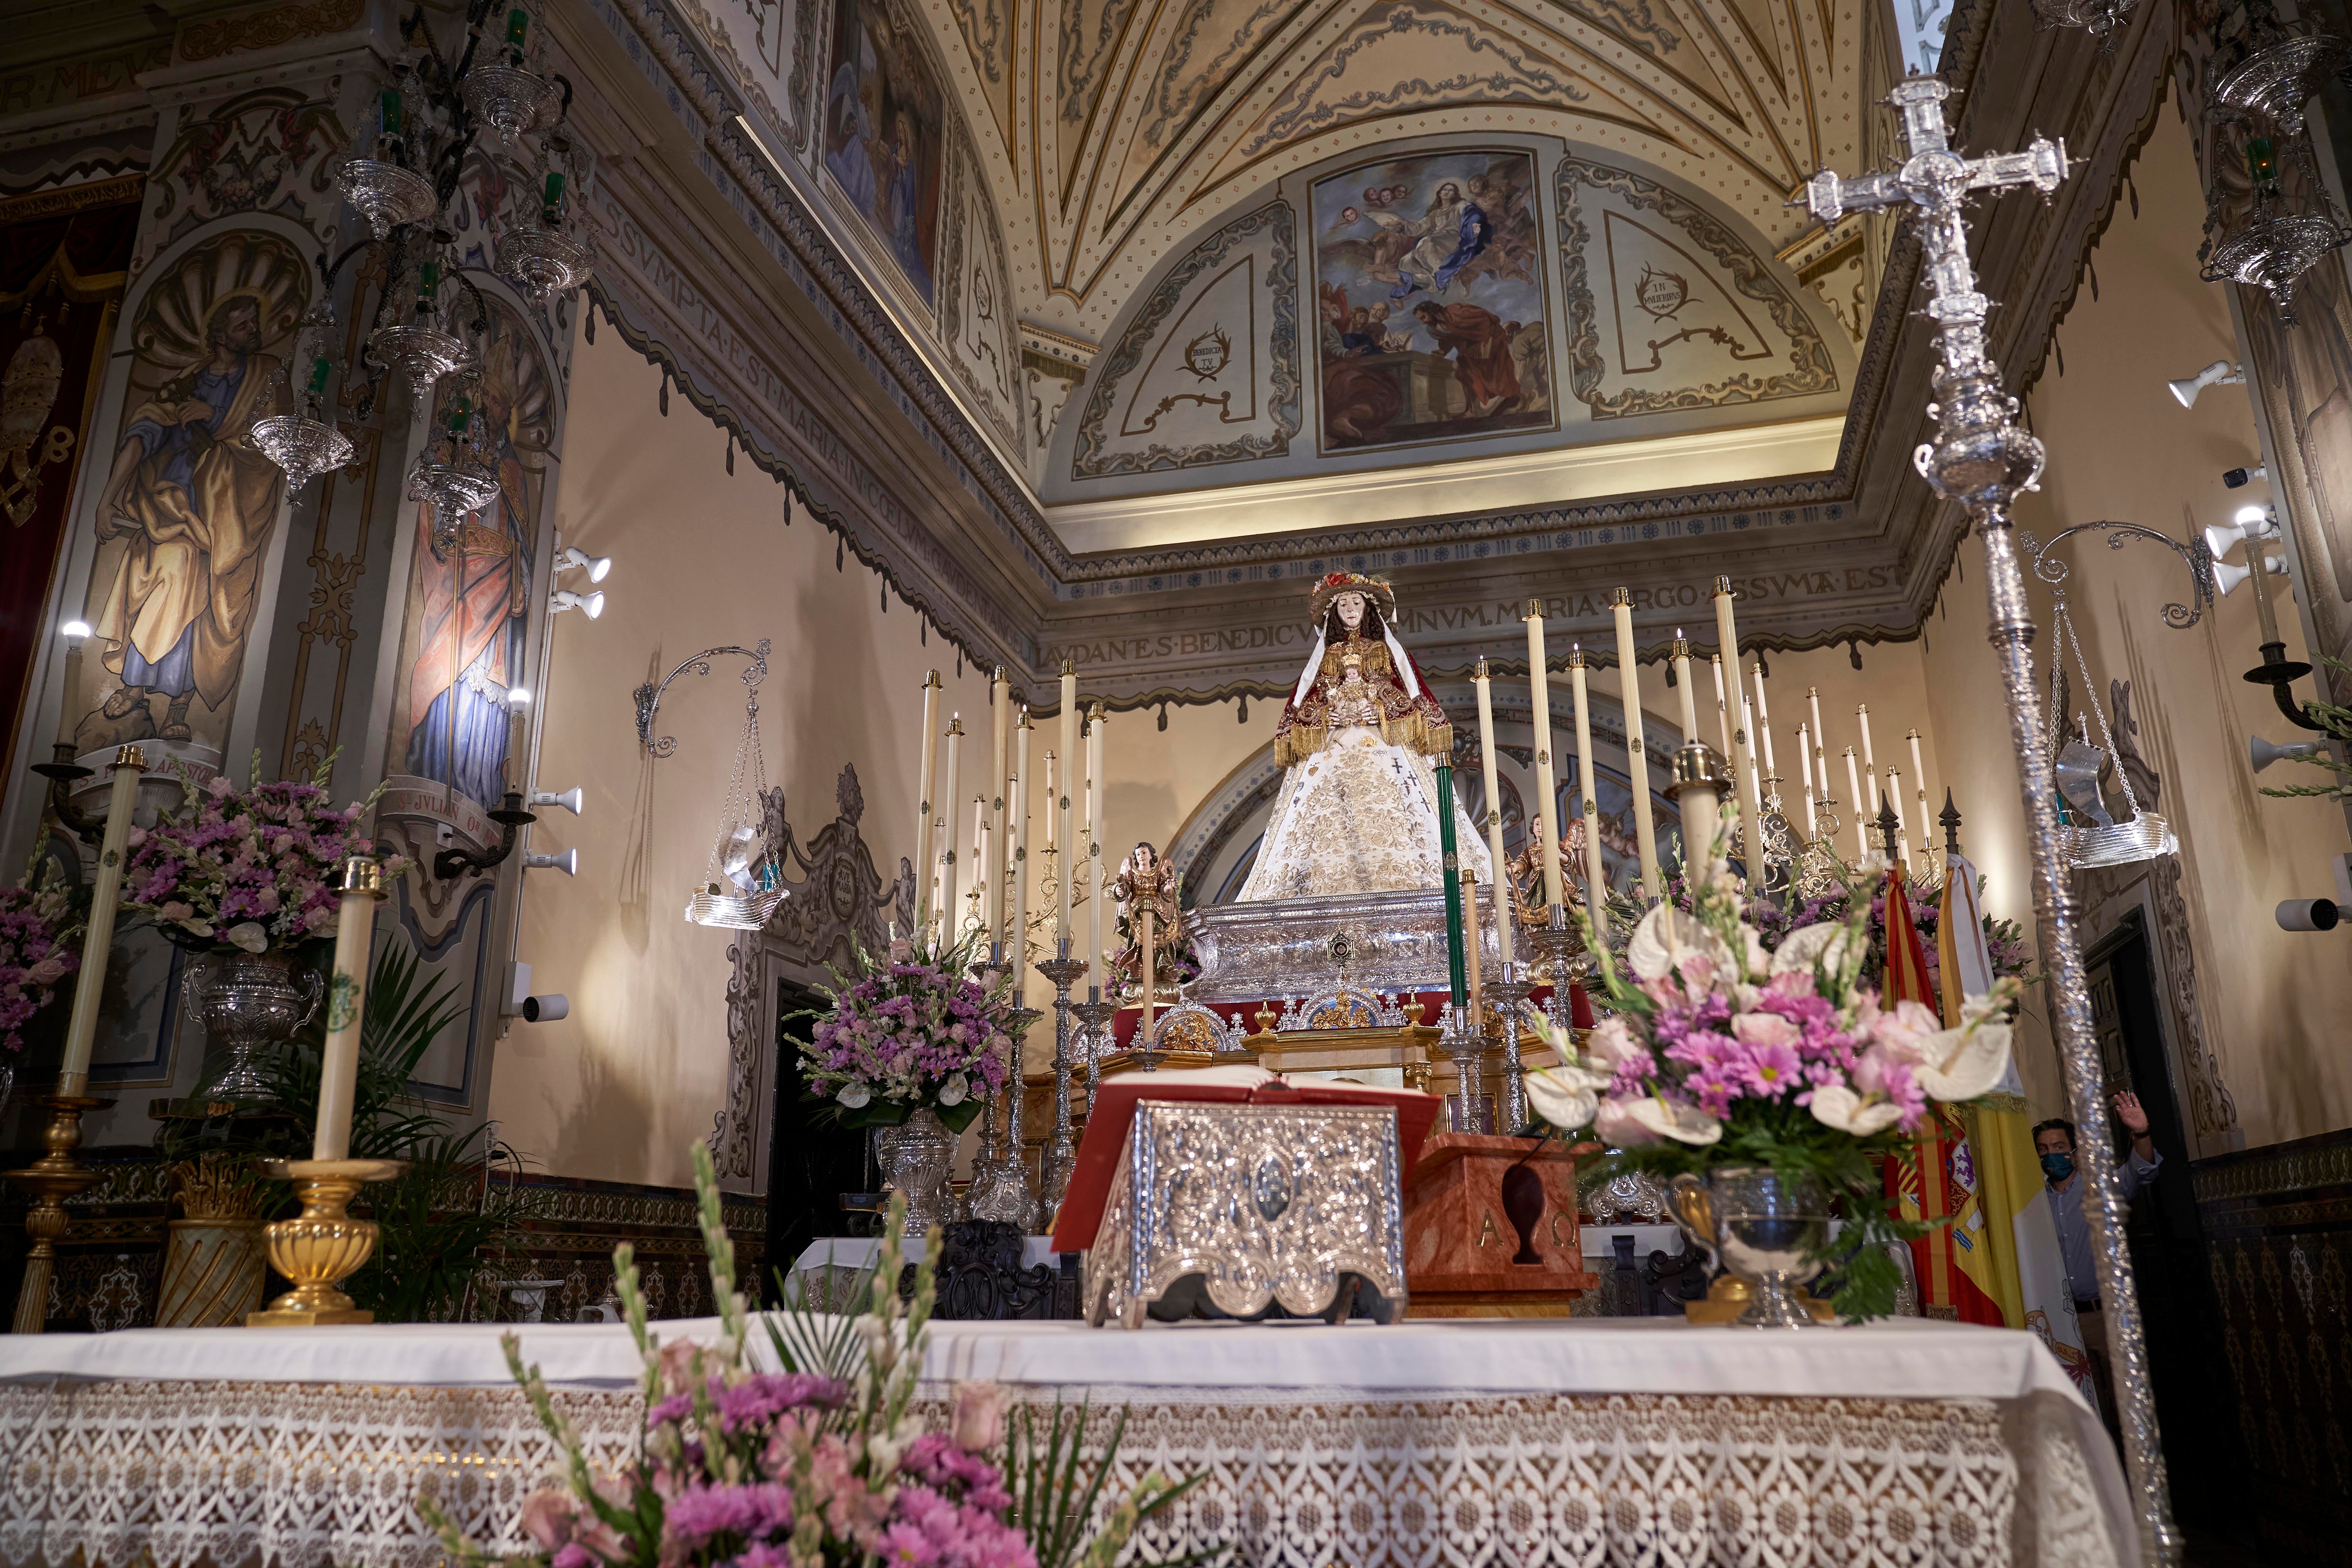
963 948 1040 1228
1798 74 2177 1561
1485 961 1536 1132
1033 942 1088 1224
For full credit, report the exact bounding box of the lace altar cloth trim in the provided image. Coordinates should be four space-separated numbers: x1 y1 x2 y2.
0 1380 2120 1568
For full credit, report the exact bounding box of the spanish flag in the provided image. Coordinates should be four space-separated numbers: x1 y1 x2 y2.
1880 859 2005 1324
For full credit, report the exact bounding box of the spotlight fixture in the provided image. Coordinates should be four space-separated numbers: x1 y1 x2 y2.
2168 359 2245 408
2204 506 2279 562
524 848 578 875
550 588 604 619
530 786 584 814
2276 898 2350 931
2223 463 2269 489
2214 554 2287 595
60 620 90 644
506 685 531 710
2252 735 2325 772
557 544 612 583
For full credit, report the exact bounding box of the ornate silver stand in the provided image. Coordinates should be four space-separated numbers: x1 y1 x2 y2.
1439 1005 1487 1133
1074 992 1114 1111
1485 962 1536 1132
1526 906 1585 1040
1799 74 2178 1561
1034 945 1088 1217
964 957 1040 1227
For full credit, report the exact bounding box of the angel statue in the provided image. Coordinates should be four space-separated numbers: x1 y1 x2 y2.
1238 573 1491 901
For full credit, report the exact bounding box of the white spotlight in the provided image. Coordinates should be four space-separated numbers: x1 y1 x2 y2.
2214 554 2287 595
60 620 90 644
2252 735 2324 773
2168 359 2244 408
550 589 604 619
557 545 612 583
524 848 578 875
2205 507 2279 562
530 787 584 815
506 685 532 710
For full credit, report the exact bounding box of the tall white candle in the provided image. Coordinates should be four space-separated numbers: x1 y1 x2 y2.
1059 661 1079 943
913 672 941 929
1472 659 1513 966
1523 604 1565 909
1610 589 1662 904
1806 687 1830 798
1887 765 1911 866
1907 729 1932 848
939 718 962 941
1568 647 1609 937
1087 704 1107 980
1742 697 1764 807
313 855 386 1161
1011 709 1031 964
1797 723 1817 838
1710 655 1733 758
971 796 989 932
1754 663 1777 778
986 669 1009 940
1845 747 1867 859
1711 579 1765 881
1671 631 1699 740
1858 704 1881 816
57 745 145 1094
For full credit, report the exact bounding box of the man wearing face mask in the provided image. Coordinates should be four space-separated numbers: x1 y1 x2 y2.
2033 1092 2158 1425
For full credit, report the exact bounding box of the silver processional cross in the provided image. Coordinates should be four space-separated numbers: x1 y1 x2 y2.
1799 76 2182 1564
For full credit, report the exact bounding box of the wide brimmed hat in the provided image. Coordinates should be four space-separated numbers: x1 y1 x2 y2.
1309 571 1398 626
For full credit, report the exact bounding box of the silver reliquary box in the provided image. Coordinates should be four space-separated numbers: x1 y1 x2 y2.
1081 1098 1409 1328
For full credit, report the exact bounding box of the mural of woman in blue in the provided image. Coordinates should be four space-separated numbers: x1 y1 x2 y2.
1379 181 1492 300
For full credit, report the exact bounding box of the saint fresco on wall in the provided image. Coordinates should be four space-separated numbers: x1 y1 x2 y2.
1310 149 1553 454
822 0 943 304
70 230 305 758
387 298 551 815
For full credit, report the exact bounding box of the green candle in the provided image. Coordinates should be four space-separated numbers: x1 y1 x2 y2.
1437 759 1467 1009
505 6 528 58
417 260 440 315
542 170 564 224
378 89 402 140
2249 136 2278 192
307 355 331 395
447 395 471 436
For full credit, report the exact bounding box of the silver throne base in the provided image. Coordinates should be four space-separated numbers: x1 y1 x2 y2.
1184 887 1519 1003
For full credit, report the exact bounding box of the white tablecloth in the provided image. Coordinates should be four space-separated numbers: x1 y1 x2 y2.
0 1317 2135 1568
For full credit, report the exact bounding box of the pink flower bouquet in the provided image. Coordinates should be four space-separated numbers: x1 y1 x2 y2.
0 839 81 1053
121 754 395 954
801 926 1019 1132
1526 867 2018 1319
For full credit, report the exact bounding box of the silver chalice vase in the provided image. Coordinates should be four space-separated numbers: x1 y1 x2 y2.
1669 1166 1831 1328
188 948 324 1105
876 1106 957 1237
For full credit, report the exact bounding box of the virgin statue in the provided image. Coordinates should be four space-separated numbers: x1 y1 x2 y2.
1238 573 1491 901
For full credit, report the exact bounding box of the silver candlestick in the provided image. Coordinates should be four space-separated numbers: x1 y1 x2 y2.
1033 944 1088 1218
1526 904 1586 1042
1798 73 2177 1562
1439 1002 1488 1133
964 974 1039 1228
1074 991 1114 1115
1485 960 1537 1132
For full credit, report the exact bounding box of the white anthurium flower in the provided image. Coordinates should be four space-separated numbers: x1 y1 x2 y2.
938 1072 969 1107
1916 1018 2014 1101
1770 922 1858 979
838 1082 872 1109
1808 1084 1906 1136
1626 905 1735 984
225 922 269 954
1624 1095 1724 1146
1524 1069 1598 1131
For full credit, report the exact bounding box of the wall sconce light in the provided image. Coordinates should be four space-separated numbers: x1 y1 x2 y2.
550 588 604 619
2168 359 2245 408
2276 898 2351 931
557 545 612 583
2214 554 2287 595
524 848 577 875
2252 735 2325 772
530 786 583 814
2204 504 2278 563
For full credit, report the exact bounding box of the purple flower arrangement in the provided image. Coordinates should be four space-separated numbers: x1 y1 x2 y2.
0 840 80 1053
120 754 397 954
1528 865 2021 1318
423 1141 1189 1568
801 928 1018 1132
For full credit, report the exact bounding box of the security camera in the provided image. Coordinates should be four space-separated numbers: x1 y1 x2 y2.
530 787 584 814
524 848 577 875
521 993 570 1022
2252 735 2325 773
2276 899 2352 932
550 589 604 619
2168 359 2244 408
557 545 613 583
2223 463 2267 489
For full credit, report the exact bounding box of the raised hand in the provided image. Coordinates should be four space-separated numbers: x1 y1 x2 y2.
2112 1090 2150 1137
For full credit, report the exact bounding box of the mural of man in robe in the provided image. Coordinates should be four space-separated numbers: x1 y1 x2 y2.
89 292 287 742
396 307 547 811
1414 299 1522 416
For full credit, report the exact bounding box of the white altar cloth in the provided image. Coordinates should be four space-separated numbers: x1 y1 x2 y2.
0 1317 2134 1568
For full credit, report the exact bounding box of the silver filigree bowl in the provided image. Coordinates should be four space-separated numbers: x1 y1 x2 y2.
336 158 438 240
2063 811 2178 870
2204 211 2352 323
407 457 502 519
369 323 474 407
2214 31 2352 137
250 414 356 489
463 65 562 148
499 225 594 303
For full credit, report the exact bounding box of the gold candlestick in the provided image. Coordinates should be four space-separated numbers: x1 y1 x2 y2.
248 1158 409 1326
7 1094 113 1334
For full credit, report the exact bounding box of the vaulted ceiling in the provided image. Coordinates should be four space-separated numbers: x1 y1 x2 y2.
937 0 1882 347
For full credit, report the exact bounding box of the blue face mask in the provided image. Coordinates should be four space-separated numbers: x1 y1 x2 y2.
2040 1151 2074 1182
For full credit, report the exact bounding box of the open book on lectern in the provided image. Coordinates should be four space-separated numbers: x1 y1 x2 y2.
1047 1065 1443 1252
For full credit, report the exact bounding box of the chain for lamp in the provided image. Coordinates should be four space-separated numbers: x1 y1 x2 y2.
1797 74 2180 1561
2199 40 2352 327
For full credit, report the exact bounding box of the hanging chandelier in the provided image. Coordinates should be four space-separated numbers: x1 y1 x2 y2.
2200 25 2352 326
255 2 597 497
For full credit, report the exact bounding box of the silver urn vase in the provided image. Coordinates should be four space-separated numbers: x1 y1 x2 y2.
876 1106 958 1237
187 948 324 1104
1668 1166 1832 1328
